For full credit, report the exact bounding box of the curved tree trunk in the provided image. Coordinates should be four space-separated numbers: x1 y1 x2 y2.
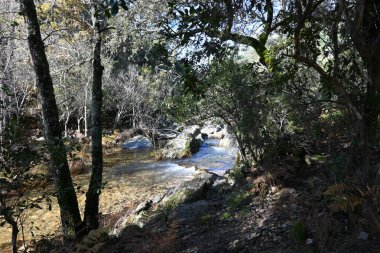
19 0 82 239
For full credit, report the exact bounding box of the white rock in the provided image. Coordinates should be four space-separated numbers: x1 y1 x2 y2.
358 231 369 241
305 238 313 245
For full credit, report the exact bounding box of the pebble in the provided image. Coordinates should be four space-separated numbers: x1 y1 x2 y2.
305 238 313 245
358 231 369 241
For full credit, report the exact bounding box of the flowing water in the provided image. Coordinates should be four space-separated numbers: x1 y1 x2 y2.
0 139 237 250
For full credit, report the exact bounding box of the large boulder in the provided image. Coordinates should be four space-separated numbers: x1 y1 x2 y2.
161 171 220 206
219 132 238 149
201 124 223 139
122 135 153 150
167 200 214 223
160 125 202 159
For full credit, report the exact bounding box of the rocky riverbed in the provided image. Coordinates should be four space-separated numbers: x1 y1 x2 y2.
0 124 238 252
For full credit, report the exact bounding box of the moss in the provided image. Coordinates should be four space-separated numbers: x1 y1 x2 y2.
227 191 251 209
180 139 192 158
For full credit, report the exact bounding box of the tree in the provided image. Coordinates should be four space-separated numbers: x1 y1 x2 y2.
283 0 380 181
83 0 129 231
164 0 380 182
18 0 82 239
162 0 281 65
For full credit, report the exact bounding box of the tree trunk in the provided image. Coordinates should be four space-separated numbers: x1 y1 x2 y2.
64 112 70 138
3 215 19 253
358 66 380 183
83 3 104 231
19 0 82 239
10 219 18 253
84 80 89 137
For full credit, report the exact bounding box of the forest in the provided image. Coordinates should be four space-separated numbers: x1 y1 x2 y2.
0 0 379 252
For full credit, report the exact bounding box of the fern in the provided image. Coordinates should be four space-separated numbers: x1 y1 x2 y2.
324 183 380 213
74 229 109 253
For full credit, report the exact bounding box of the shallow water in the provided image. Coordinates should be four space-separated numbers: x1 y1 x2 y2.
0 139 236 249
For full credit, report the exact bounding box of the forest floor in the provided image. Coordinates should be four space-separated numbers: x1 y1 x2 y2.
4 129 379 252
96 162 380 253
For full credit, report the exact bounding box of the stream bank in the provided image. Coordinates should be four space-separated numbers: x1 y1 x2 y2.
0 124 238 252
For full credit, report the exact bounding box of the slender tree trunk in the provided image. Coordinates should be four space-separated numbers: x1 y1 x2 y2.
83 2 104 231
19 0 82 239
77 117 82 133
10 219 18 253
84 80 89 137
64 112 70 138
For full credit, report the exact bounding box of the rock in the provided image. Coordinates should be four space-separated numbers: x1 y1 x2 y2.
134 200 152 214
152 194 164 205
112 214 130 236
160 125 203 159
118 224 145 240
200 125 223 139
162 171 220 206
219 133 238 149
122 135 153 149
183 125 201 135
228 239 246 252
305 238 313 245
35 239 53 253
168 200 212 223
358 231 369 240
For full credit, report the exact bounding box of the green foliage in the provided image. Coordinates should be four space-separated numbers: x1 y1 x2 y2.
221 212 232 220
240 207 250 217
229 161 245 184
196 213 214 225
293 220 308 244
227 191 251 209
324 183 380 213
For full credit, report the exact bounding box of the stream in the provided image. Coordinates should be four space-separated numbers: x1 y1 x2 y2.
0 139 237 250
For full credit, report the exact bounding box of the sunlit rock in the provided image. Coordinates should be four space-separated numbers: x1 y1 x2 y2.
122 135 153 149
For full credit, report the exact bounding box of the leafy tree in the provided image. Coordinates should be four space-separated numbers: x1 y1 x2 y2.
18 0 82 239
162 0 281 64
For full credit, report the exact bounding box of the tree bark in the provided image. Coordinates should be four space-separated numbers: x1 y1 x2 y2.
9 218 18 253
19 0 82 239
83 2 104 231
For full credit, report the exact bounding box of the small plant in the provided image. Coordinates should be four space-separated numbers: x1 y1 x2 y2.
227 191 251 209
293 220 308 244
197 213 214 225
324 183 380 212
220 212 232 220
240 207 250 217
74 228 109 252
229 161 246 183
